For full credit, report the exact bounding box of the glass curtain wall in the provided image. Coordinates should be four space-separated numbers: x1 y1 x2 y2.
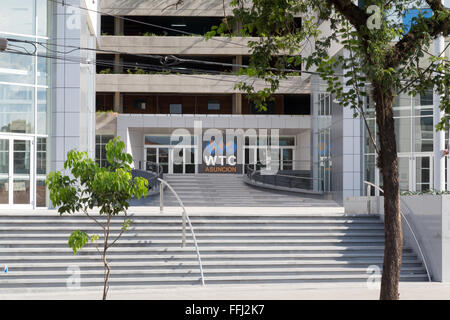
317 93 332 192
364 91 437 193
0 0 49 207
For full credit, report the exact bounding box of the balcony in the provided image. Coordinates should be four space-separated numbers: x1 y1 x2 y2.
101 0 234 16
100 36 255 55
96 73 311 94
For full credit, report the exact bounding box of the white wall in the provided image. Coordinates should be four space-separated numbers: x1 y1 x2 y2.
344 195 450 282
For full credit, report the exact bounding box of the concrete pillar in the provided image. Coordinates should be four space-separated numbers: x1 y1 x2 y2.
114 54 122 74
433 34 445 191
113 92 120 113
233 55 243 114
233 94 242 114
114 16 123 36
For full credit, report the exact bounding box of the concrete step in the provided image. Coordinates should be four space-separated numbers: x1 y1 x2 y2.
3 259 423 269
0 232 385 239
1 266 426 278
0 246 412 255
0 274 429 288
0 252 419 261
0 217 385 224
0 209 429 289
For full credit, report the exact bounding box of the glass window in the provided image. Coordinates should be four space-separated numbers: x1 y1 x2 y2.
420 91 433 106
364 155 376 195
414 115 433 152
36 137 46 175
393 93 412 117
170 104 182 114
37 88 47 134
37 47 48 85
171 135 195 146
279 137 295 146
365 119 376 154
37 0 48 37
207 100 220 111
133 100 147 111
145 136 170 146
395 117 411 152
0 0 35 36
0 40 35 84
95 135 114 167
0 84 34 133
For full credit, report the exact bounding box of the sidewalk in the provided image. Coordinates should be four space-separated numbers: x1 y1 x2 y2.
1 282 449 300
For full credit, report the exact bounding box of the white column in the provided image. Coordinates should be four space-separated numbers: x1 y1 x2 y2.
433 34 445 191
311 75 319 192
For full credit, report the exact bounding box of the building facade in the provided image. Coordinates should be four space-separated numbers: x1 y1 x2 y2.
0 0 99 209
95 0 315 186
95 0 450 204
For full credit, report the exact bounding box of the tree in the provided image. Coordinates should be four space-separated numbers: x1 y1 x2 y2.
212 0 449 299
46 137 149 300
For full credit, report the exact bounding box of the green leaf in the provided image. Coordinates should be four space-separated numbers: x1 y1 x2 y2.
68 230 90 254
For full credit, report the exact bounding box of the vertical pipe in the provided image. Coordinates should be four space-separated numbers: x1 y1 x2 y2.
433 34 445 191
159 185 163 212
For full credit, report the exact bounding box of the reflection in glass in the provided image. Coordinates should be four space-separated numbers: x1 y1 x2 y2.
186 148 195 173
364 155 376 195
394 117 411 153
0 84 34 133
159 148 169 173
13 178 30 204
414 115 433 152
0 46 35 84
36 138 46 175
146 148 157 164
282 149 293 170
145 136 170 146
398 157 410 191
36 179 46 207
0 0 35 35
416 157 431 192
37 0 48 37
0 179 8 204
173 148 183 173
0 139 8 174
14 140 30 174
0 139 8 204
37 88 47 134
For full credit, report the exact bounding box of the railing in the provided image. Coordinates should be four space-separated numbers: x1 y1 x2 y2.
132 161 163 195
158 178 205 286
364 181 431 282
245 160 324 194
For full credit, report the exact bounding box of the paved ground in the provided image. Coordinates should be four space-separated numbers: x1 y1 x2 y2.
1 282 449 300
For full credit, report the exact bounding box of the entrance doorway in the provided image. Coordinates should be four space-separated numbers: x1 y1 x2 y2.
393 154 433 192
0 136 34 208
145 146 196 174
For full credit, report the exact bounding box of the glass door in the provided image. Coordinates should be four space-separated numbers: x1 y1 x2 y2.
158 148 169 174
0 136 34 207
0 139 9 205
414 155 432 192
172 148 183 174
398 155 411 192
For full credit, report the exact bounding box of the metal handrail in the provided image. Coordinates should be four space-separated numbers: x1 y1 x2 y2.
158 178 205 286
363 181 431 282
245 164 324 194
246 164 324 181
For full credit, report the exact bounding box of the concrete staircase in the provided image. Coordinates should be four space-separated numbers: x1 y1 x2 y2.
131 174 339 207
0 211 429 291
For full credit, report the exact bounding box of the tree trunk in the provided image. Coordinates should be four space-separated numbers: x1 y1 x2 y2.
373 84 403 300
